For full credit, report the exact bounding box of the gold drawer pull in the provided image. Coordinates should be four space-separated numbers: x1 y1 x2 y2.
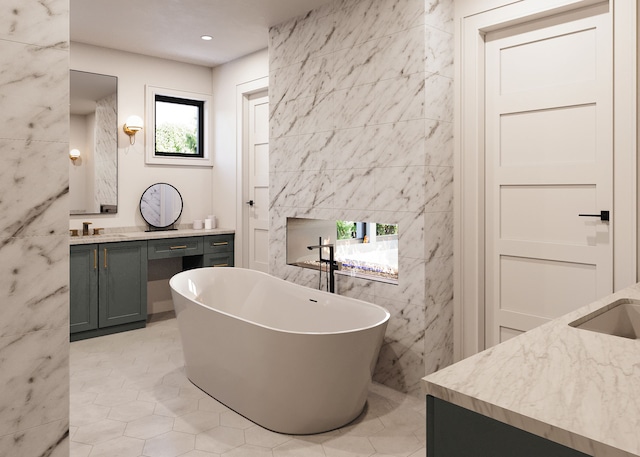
212 242 228 246
213 263 228 267
93 249 97 270
169 245 188 250
104 248 108 269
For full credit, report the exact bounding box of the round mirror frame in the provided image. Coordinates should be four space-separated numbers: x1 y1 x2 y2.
139 183 183 230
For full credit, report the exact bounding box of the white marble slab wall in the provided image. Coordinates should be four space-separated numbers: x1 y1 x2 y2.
94 92 117 210
0 1 70 455
269 0 453 395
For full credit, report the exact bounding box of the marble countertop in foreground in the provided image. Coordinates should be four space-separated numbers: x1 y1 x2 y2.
69 227 234 245
422 284 640 457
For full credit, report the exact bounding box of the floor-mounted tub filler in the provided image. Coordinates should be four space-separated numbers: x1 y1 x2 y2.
169 267 390 435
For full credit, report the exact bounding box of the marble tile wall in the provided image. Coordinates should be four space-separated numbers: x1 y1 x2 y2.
269 0 454 395
0 0 70 455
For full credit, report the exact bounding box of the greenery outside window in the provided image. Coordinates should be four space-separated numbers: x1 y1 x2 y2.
145 85 213 167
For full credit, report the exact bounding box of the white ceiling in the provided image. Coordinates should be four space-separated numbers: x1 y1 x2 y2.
70 0 331 67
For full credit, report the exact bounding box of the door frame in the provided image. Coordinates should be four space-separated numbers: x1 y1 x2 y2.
235 76 269 269
453 0 637 360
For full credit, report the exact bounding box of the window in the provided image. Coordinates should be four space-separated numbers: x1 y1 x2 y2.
154 95 204 158
145 86 213 166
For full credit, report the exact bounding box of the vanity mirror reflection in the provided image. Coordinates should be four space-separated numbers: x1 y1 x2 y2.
140 183 183 231
69 70 118 214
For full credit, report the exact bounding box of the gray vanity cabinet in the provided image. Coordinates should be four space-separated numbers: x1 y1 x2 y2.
70 244 98 333
70 241 148 341
203 234 234 267
427 396 590 457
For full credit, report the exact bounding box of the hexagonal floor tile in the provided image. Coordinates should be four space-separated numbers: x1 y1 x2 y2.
124 414 174 440
142 431 196 457
195 426 245 454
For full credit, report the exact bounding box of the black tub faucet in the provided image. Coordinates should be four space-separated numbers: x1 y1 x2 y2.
307 237 337 293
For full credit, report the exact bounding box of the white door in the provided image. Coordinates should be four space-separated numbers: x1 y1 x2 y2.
485 3 612 346
244 91 270 272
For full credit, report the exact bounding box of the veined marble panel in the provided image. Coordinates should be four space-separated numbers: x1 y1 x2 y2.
425 25 454 78
383 0 426 35
269 97 298 139
298 54 334 98
378 26 425 81
298 131 335 171
0 0 69 46
374 73 425 124
424 166 453 213
334 0 385 51
424 72 453 122
270 170 334 209
332 168 376 211
270 63 303 103
333 39 381 90
0 41 68 142
298 12 336 61
0 139 68 239
270 136 299 173
0 236 68 338
425 0 454 34
0 419 68 457
425 119 453 166
332 84 377 129
424 210 453 261
374 120 425 168
268 18 301 71
332 126 377 171
374 165 425 213
375 256 426 305
373 295 426 395
425 254 453 307
0 328 69 436
424 297 453 374
297 92 334 134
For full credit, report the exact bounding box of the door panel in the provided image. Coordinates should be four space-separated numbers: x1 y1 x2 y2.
485 4 612 346
246 91 270 273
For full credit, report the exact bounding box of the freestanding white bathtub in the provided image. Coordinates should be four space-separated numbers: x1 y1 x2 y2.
169 267 390 435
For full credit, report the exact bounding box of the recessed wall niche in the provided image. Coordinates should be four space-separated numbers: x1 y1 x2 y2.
286 217 399 283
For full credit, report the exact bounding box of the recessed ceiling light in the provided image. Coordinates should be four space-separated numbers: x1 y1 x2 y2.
201 35 213 41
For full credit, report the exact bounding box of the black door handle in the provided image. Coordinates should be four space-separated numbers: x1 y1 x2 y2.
246 200 254 206
578 210 609 221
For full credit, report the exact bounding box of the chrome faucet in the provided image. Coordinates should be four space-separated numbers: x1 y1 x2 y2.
307 237 338 293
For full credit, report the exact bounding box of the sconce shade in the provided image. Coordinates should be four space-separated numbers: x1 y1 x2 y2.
69 149 81 162
123 115 143 145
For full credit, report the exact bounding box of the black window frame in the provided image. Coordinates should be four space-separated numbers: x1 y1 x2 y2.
154 94 205 158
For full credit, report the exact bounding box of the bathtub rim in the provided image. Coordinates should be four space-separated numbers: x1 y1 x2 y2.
170 267 391 336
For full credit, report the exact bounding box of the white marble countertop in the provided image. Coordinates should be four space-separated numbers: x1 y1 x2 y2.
69 227 234 245
422 283 640 457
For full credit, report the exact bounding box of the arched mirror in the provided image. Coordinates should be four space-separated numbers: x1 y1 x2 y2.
140 183 183 231
70 70 118 215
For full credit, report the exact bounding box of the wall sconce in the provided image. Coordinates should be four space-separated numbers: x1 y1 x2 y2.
123 115 143 145
69 149 81 163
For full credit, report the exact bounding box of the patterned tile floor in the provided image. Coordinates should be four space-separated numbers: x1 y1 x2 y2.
70 317 426 457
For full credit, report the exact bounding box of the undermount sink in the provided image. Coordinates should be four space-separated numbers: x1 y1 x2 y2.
570 299 640 340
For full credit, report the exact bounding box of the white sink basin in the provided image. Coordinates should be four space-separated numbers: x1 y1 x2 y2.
570 299 640 340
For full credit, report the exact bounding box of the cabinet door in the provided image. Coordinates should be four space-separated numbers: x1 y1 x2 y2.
98 241 148 328
70 244 98 333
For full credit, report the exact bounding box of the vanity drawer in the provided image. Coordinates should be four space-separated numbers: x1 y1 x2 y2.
203 234 234 254
203 252 234 268
148 237 203 260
